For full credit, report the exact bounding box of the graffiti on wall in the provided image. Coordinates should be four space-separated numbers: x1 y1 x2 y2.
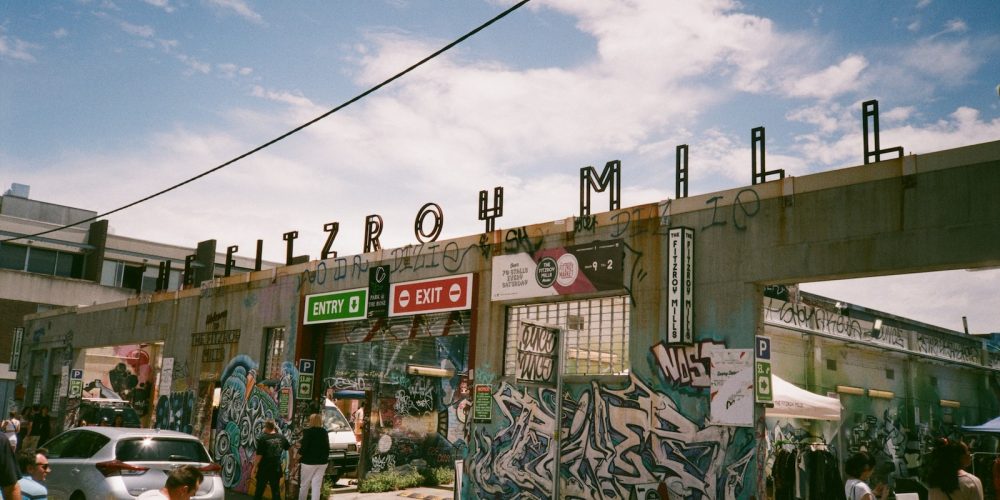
469 375 755 499
213 355 295 493
651 340 724 388
155 390 196 434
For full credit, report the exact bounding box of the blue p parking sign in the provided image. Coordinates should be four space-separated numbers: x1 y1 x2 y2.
756 336 771 360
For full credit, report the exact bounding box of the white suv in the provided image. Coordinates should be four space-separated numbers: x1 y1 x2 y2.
41 426 223 499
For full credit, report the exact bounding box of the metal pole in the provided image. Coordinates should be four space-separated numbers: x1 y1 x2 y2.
553 327 565 500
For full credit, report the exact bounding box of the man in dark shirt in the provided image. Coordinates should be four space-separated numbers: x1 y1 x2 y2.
252 419 288 500
0 434 22 499
28 408 49 449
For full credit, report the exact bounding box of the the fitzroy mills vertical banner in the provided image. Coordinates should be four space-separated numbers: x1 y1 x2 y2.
667 227 694 345
516 321 560 385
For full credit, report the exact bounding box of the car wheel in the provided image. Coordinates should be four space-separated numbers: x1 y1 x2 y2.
70 492 86 500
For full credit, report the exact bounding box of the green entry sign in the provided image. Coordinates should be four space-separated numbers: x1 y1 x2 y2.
304 288 368 324
473 384 492 422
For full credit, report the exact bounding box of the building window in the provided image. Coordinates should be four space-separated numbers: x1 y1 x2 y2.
826 359 837 371
262 327 287 381
101 260 125 287
504 295 630 377
886 368 895 380
26 247 58 274
0 244 27 271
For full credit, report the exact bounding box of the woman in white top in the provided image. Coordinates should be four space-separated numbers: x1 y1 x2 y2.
1 412 19 450
844 451 889 500
926 438 984 500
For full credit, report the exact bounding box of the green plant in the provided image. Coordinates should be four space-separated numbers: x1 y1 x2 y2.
358 470 426 493
421 466 455 486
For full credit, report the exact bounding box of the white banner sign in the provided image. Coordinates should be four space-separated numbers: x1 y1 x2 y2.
709 349 754 427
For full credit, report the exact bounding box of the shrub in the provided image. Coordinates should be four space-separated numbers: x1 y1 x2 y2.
422 466 455 486
358 470 426 493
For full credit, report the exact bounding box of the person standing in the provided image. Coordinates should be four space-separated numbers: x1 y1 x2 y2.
298 414 329 500
16 448 48 500
927 438 984 500
844 452 888 500
135 465 203 500
26 408 49 450
2 413 20 451
253 419 289 500
0 429 21 500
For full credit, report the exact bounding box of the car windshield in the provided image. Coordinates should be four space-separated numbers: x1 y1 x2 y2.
322 404 351 432
116 438 210 462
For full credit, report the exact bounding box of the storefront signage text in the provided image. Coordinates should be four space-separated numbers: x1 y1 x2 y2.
304 288 369 324
491 240 624 301
473 384 492 422
191 329 242 346
666 227 694 345
516 321 560 385
389 274 473 316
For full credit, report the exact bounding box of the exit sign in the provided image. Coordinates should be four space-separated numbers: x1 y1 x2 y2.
304 288 368 324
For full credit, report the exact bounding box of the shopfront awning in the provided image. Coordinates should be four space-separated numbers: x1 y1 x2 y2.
962 416 1000 433
765 375 842 421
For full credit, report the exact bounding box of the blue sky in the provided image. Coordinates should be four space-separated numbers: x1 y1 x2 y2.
1 0 998 332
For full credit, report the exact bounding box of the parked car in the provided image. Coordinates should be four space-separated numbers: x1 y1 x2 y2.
323 399 360 482
77 398 141 428
41 426 223 500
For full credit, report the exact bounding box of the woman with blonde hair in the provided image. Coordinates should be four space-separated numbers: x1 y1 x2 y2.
298 413 330 500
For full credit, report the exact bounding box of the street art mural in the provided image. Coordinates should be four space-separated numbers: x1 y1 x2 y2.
155 390 196 434
469 375 755 499
213 355 296 493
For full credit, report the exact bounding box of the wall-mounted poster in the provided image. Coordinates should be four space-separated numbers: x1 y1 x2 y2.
516 321 560 386
709 349 753 427
491 239 623 301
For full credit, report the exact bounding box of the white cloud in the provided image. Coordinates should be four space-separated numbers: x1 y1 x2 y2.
177 54 211 74
53 28 69 39
142 0 176 13
205 0 263 24
120 21 155 38
881 106 916 122
217 63 253 78
0 28 41 62
782 55 868 100
916 0 932 9
901 39 978 86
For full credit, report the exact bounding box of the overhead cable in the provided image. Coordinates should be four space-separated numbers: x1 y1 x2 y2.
2 0 532 244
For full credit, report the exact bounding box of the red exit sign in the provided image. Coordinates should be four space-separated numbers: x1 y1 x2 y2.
389 274 474 316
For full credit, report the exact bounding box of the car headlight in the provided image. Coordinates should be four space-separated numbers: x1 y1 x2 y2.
347 444 357 452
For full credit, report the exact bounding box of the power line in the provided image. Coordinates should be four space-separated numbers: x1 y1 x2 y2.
2 0 532 244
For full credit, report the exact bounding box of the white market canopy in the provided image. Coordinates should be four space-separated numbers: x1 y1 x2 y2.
963 416 1000 433
765 375 842 421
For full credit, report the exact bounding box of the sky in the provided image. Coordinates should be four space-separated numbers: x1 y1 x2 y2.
1 0 998 333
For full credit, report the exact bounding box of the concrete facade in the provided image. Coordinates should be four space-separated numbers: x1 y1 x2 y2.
15 140 1000 499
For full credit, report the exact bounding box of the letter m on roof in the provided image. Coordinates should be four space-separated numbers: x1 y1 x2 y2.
580 160 621 217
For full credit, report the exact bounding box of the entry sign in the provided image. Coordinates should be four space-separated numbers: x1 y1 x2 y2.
473 384 492 422
389 274 473 317
755 336 773 403
304 288 368 324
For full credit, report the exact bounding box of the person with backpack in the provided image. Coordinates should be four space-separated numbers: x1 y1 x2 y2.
252 419 289 500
